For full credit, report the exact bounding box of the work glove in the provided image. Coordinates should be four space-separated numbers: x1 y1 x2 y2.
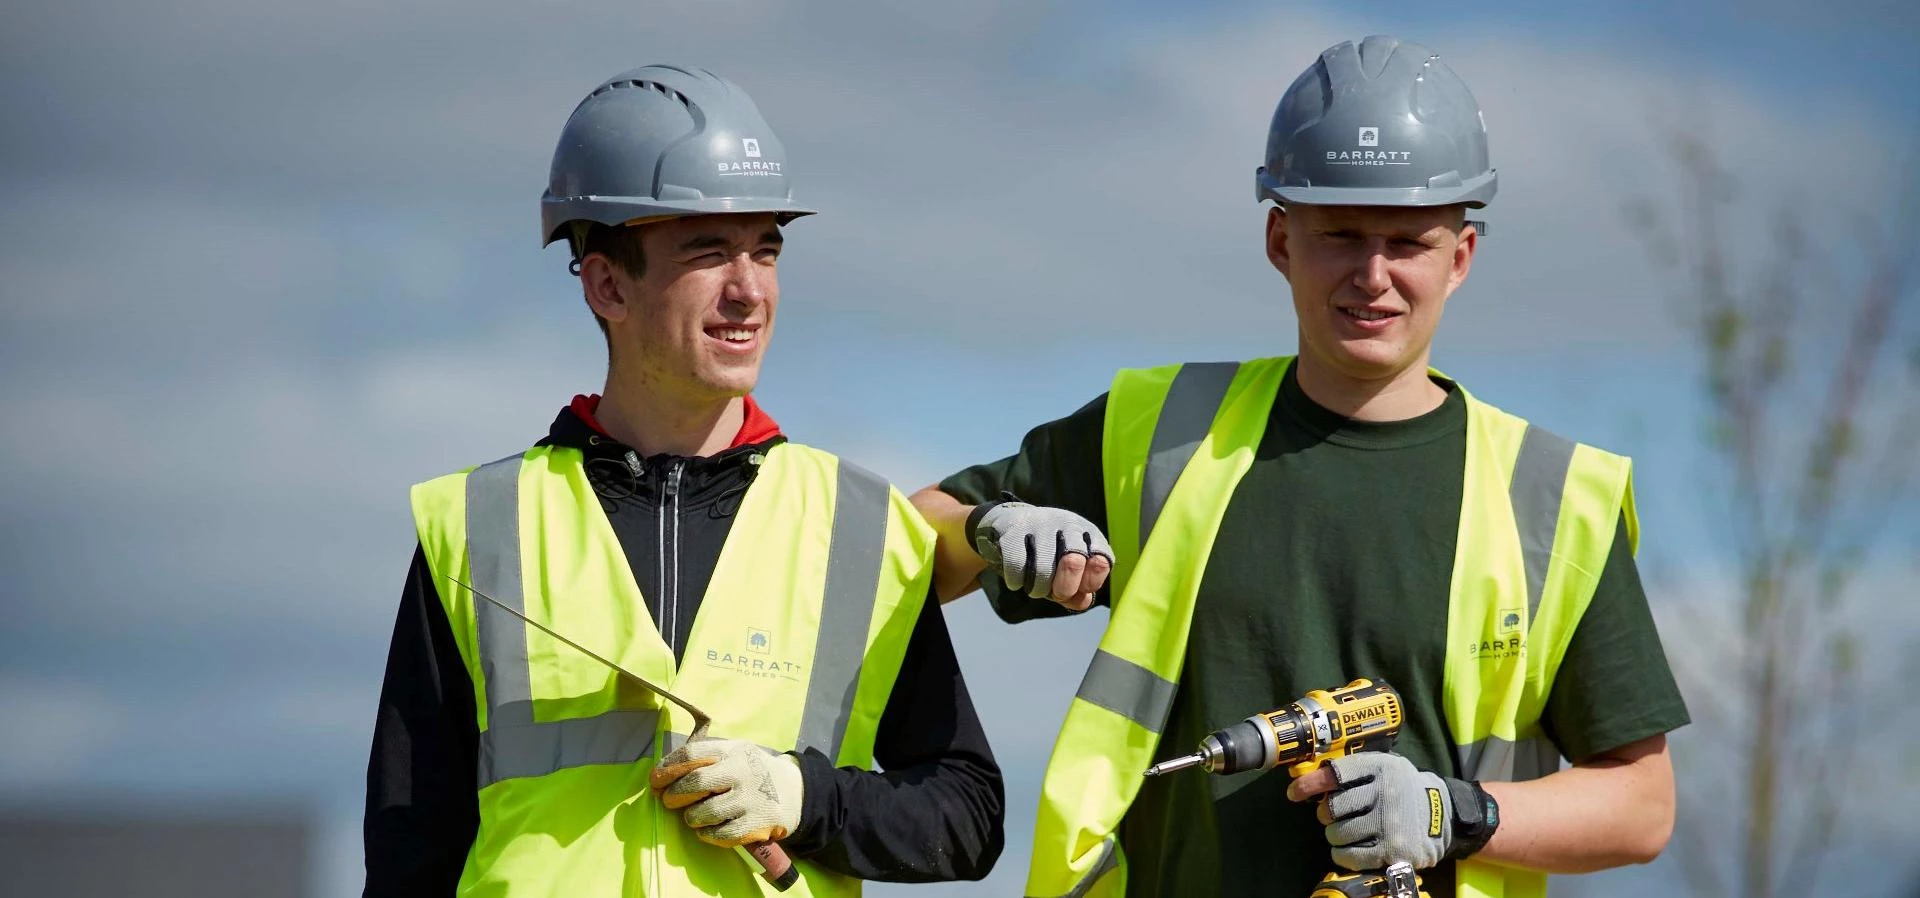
1311 753 1460 871
967 496 1113 607
648 738 804 848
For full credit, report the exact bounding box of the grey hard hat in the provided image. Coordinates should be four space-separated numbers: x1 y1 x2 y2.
541 65 815 247
1255 36 1496 208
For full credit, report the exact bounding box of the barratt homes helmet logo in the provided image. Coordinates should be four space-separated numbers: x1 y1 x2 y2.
704 626 803 681
718 136 782 177
1328 125 1410 166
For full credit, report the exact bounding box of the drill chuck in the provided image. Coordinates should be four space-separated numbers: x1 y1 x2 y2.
1140 720 1265 776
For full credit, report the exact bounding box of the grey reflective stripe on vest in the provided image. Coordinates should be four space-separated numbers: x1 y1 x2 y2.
1509 424 1576 625
1139 362 1240 544
1028 835 1119 898
1458 735 1560 782
1452 424 1578 784
794 460 891 761
469 456 533 732
1074 650 1177 734
467 454 663 789
1071 364 1237 742
483 709 663 784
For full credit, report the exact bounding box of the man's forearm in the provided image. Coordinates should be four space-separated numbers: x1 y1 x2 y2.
908 486 984 603
787 751 1004 882
1476 734 1674 873
780 589 1005 881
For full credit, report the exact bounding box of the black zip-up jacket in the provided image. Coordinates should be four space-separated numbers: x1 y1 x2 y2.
363 406 1004 894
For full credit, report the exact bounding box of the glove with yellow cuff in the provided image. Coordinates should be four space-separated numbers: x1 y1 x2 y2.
1315 752 1500 871
648 737 805 847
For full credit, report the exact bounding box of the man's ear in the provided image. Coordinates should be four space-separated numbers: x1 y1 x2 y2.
1449 222 1478 292
579 254 631 325
1265 206 1291 278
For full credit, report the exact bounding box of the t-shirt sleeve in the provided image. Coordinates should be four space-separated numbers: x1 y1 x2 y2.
1541 511 1692 763
937 393 1111 623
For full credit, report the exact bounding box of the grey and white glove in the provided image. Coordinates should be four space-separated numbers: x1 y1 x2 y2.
648 738 804 848
966 498 1113 605
1317 753 1459 871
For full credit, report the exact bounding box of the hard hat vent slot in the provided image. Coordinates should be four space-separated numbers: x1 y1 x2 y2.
590 79 691 110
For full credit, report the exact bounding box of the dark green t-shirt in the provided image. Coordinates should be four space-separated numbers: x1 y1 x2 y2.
941 364 1690 898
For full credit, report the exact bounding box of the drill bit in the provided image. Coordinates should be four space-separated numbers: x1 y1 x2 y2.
1143 752 1207 776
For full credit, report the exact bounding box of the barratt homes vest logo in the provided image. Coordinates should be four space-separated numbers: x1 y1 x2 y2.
705 625 804 681
1468 608 1527 662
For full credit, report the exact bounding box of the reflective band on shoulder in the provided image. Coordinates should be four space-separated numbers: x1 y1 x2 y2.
1509 425 1575 625
468 455 532 727
480 709 663 788
1457 735 1560 782
1027 834 1118 898
1140 362 1240 545
1074 649 1177 735
795 459 889 761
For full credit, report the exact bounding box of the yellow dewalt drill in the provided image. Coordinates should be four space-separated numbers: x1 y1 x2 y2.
1142 679 1427 898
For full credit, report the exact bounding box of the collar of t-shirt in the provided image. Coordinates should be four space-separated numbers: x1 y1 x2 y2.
1274 363 1465 451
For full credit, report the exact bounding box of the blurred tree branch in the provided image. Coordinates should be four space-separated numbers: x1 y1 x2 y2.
1623 123 1919 898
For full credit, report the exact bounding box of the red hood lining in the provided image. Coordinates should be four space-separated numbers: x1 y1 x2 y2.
567 394 783 450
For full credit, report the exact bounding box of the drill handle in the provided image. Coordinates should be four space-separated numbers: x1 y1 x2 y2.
1308 868 1429 898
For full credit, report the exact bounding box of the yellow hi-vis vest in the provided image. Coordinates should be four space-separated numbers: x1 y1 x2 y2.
1026 356 1637 898
411 442 934 897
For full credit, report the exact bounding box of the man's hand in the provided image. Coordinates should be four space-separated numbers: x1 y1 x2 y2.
1288 753 1466 871
648 738 804 848
967 500 1113 610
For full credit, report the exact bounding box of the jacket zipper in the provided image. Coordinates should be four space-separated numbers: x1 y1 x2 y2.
660 459 685 664
621 449 664 895
630 451 693 894
663 460 684 898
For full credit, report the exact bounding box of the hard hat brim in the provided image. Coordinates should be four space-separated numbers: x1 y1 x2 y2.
542 195 818 247
1255 168 1497 210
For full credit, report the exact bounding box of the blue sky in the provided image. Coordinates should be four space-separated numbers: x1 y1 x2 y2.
2 2 1916 896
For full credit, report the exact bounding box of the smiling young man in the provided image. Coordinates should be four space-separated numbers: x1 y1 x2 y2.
364 66 1002 897
911 36 1687 898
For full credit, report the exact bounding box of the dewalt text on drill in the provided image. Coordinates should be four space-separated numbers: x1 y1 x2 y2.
1143 679 1426 898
